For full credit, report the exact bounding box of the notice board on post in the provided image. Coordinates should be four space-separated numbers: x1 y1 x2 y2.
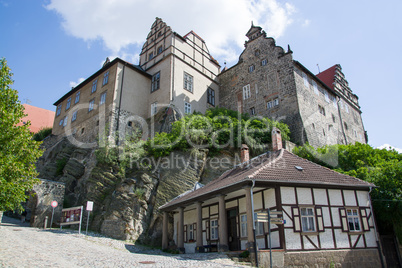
60 206 83 226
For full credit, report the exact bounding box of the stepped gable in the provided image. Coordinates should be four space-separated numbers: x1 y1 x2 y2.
160 149 374 210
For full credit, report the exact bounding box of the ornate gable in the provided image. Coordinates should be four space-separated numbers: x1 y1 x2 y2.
245 22 267 47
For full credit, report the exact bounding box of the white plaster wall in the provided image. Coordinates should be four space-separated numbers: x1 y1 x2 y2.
331 207 341 227
322 207 331 227
253 192 263 210
365 231 377 247
263 188 276 208
328 189 343 206
241 240 247 250
285 229 301 249
320 230 335 249
334 229 349 248
184 209 196 225
239 197 246 214
343 190 357 206
210 205 218 215
281 187 295 204
282 206 293 229
296 188 313 204
256 238 265 249
303 235 318 250
356 190 369 207
225 200 237 209
313 189 328 205
268 231 280 248
202 207 209 218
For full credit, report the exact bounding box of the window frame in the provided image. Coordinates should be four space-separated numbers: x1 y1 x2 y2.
183 72 193 93
346 208 361 232
207 87 215 106
71 110 77 122
254 212 264 236
63 115 68 127
250 107 255 116
157 46 163 55
92 79 98 93
88 99 95 112
151 72 160 92
243 84 251 100
240 214 247 237
66 97 71 110
75 91 81 104
56 104 62 116
184 102 191 114
300 207 316 232
210 219 218 240
261 59 267 66
100 91 107 105
249 65 255 73
102 71 109 86
149 52 154 60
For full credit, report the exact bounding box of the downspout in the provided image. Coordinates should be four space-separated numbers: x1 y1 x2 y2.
337 96 348 145
116 63 126 145
251 179 259 267
369 187 385 268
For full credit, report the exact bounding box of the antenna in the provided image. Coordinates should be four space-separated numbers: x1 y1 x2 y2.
317 64 320 73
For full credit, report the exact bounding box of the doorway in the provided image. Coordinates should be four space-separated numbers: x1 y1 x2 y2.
227 208 239 251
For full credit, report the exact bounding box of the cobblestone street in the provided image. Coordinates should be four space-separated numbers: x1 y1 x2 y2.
0 216 250 268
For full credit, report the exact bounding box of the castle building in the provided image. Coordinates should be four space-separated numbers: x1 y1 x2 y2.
218 24 366 147
51 18 366 148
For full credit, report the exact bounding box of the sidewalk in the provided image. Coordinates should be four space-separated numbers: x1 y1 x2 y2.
0 215 250 267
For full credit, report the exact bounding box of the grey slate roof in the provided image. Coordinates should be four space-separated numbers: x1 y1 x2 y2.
159 149 375 211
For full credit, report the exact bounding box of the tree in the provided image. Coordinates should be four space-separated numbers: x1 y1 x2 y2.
0 58 42 212
293 142 402 240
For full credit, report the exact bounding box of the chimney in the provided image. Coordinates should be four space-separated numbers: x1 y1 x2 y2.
271 127 282 151
241 144 249 163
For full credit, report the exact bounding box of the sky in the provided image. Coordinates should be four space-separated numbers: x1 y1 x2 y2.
1 0 401 151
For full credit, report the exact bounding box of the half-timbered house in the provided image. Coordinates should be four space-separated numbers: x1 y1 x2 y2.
159 129 383 267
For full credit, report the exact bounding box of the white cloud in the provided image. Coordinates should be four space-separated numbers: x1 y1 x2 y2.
69 77 85 88
45 0 296 66
377 144 402 154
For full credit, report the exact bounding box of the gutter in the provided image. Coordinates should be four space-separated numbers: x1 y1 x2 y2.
115 63 126 145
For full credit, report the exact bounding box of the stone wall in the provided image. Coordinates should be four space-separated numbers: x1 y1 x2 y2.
258 249 382 268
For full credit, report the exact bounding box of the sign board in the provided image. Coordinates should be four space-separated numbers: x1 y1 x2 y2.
51 201 58 208
60 206 83 226
269 211 283 215
86 201 94 211
256 212 269 222
271 219 284 225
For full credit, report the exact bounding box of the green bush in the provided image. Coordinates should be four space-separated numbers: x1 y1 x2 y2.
56 158 68 176
33 127 52 141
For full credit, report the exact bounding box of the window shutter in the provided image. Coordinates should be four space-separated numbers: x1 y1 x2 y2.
292 207 301 232
206 221 210 241
360 208 370 231
339 208 348 232
193 223 197 242
315 207 324 232
184 225 187 242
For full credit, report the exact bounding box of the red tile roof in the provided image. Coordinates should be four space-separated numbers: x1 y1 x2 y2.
316 64 338 90
17 104 55 133
160 149 374 211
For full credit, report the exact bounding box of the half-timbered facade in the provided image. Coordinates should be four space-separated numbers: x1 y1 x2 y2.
160 129 382 267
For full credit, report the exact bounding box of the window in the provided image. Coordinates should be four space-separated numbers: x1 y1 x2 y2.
184 72 193 92
184 102 191 114
149 52 154 60
267 101 273 109
59 118 63 126
332 114 336 123
347 209 361 231
249 65 255 73
302 72 309 87
250 107 255 115
210 219 218 240
273 98 279 106
318 105 326 116
102 71 109 86
75 91 80 104
188 224 194 241
301 207 315 232
100 91 106 105
63 115 68 127
151 72 160 92
151 102 158 116
89 99 95 112
66 98 71 110
92 79 98 93
56 104 62 116
254 212 264 236
72 111 77 122
207 87 215 106
240 214 247 237
243 84 251 100
157 46 163 55
261 59 267 66
312 81 319 95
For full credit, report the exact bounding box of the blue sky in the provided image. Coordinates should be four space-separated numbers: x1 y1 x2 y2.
1 0 401 151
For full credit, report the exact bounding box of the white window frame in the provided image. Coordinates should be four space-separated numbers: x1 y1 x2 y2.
240 214 247 237
72 110 77 122
100 91 107 105
151 102 158 116
75 91 80 104
56 104 62 116
243 84 251 100
184 102 191 114
151 72 160 92
102 71 109 86
184 72 193 92
66 97 71 110
188 224 194 241
273 98 279 106
91 79 98 93
249 65 255 73
210 219 218 240
312 80 319 95
267 101 273 109
89 99 95 112
346 208 361 232
254 212 264 236
301 207 316 232
63 115 68 127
